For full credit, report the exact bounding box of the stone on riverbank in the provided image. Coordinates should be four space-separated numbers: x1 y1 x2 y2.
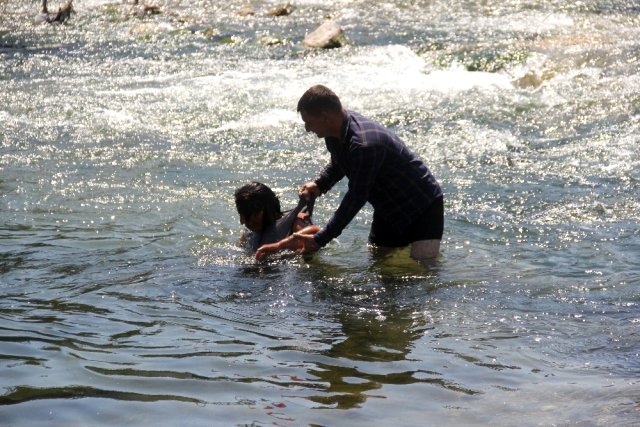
302 21 344 49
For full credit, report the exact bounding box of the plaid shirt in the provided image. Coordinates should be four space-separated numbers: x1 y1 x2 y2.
313 111 442 247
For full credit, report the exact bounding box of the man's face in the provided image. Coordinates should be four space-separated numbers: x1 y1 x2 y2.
300 110 329 139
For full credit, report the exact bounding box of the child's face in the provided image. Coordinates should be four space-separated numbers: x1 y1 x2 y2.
240 209 264 233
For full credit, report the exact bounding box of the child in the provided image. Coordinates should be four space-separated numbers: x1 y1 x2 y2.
234 182 319 261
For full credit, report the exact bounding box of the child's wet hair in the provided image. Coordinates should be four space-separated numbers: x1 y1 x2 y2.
234 181 282 228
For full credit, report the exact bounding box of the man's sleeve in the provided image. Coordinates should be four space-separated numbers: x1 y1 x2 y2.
314 161 344 195
313 142 385 246
313 187 366 247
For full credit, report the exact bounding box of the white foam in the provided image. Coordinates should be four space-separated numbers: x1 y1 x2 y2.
80 0 124 8
213 108 299 132
310 45 513 95
98 108 138 126
470 12 575 34
424 63 513 93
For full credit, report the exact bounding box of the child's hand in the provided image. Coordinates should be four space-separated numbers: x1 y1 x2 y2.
255 244 275 262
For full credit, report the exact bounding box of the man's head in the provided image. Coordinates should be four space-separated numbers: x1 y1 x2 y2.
297 85 342 115
234 182 282 232
297 85 345 139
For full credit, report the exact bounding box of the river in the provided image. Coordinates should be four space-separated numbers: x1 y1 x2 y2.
1 0 639 425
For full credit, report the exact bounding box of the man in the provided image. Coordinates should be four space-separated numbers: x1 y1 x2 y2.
276 84 443 261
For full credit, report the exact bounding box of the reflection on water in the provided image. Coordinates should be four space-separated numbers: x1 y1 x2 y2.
309 305 478 409
2 385 204 406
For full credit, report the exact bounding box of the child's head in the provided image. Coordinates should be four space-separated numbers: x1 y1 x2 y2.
234 182 282 232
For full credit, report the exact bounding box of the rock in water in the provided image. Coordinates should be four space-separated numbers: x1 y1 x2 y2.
302 21 344 49
237 6 255 17
39 0 74 24
267 3 295 17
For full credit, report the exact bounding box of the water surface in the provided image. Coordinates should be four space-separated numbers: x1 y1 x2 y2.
1 0 639 425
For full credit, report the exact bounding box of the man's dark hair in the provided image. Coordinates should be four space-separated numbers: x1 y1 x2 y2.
234 182 282 229
297 85 343 115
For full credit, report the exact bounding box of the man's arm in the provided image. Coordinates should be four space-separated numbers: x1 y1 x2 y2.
312 188 367 247
313 142 385 247
314 144 345 195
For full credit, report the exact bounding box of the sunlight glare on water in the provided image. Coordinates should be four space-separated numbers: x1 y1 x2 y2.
1 0 639 426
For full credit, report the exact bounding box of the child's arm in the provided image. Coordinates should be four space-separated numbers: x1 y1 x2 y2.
255 225 320 261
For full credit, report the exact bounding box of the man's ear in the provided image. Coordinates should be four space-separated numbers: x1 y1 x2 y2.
320 110 331 123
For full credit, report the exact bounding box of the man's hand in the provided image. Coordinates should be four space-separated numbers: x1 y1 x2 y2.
291 232 320 255
299 181 321 201
254 230 320 262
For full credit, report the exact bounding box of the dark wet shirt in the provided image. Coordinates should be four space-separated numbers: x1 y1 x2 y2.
313 110 442 247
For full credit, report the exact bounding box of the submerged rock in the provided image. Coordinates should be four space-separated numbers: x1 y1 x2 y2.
259 35 287 46
514 69 556 88
129 21 175 36
303 21 344 49
38 0 74 24
130 4 162 18
267 2 295 17
238 6 256 17
515 72 544 88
